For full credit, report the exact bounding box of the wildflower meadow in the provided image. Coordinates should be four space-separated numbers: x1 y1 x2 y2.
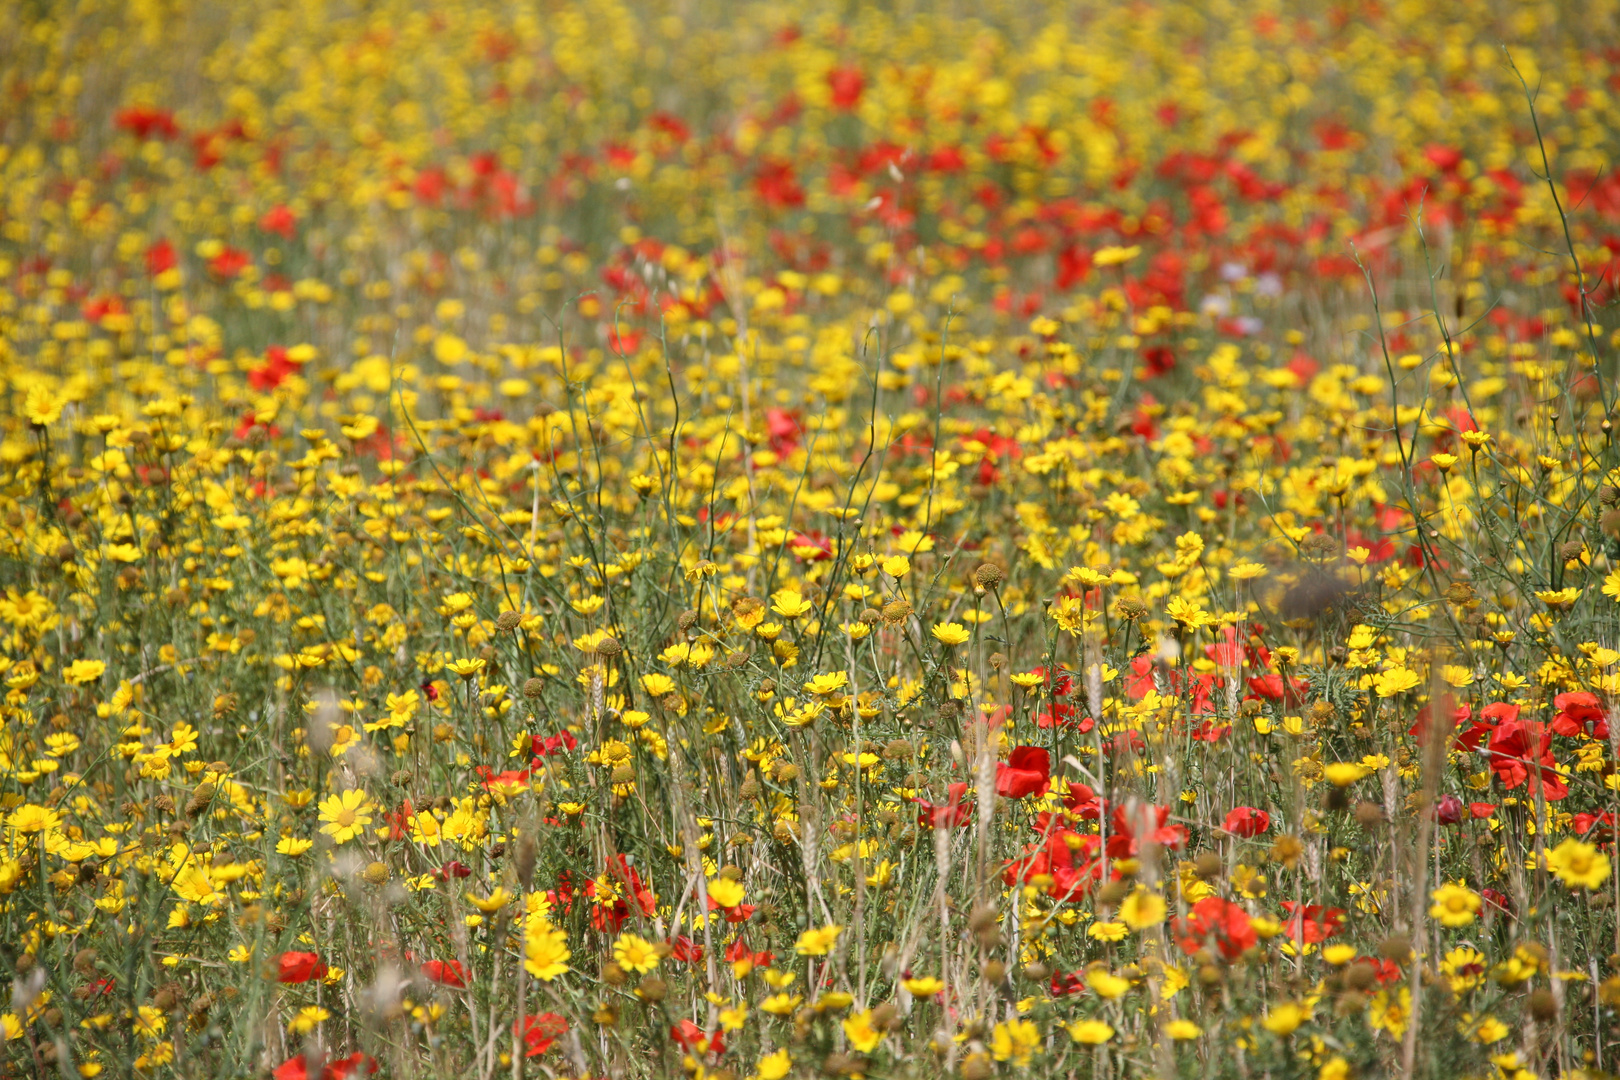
5 1 1620 1077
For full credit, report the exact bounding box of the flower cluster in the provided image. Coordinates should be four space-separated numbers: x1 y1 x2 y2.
1 1 1619 1078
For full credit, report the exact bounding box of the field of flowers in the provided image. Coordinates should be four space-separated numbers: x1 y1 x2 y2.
4 0 1620 1077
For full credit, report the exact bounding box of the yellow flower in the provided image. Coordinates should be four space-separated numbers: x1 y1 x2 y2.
1465 1014 1508 1044
446 657 487 679
842 1010 884 1053
757 1049 792 1079
990 1018 1040 1064
62 659 107 686
930 622 971 646
275 837 313 857
7 804 62 834
1428 882 1480 927
613 933 660 974
524 921 571 981
24 385 63 426
691 998 733 1033
288 1006 330 1035
1322 763 1368 787
1087 920 1128 941
1086 969 1130 999
1371 668 1421 697
801 671 848 696
770 589 814 619
1261 1002 1307 1036
903 975 944 997
1067 1019 1115 1044
1603 568 1620 603
1092 244 1140 266
1118 887 1166 930
760 993 802 1016
467 887 514 913
793 923 843 956
707 877 746 909
1322 944 1357 966
1164 1019 1201 1040
1547 838 1611 889
317 789 374 845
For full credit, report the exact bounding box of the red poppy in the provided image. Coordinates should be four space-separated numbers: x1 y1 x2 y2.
1174 896 1256 961
1106 803 1188 859
1575 811 1620 843
587 855 658 932
1485 719 1568 800
669 1019 724 1054
1049 969 1086 996
530 730 578 759
724 938 774 969
420 959 468 988
145 238 177 275
277 951 328 984
915 782 973 828
208 247 251 278
668 936 705 963
515 1013 568 1057
1062 782 1106 820
273 1052 378 1080
1352 956 1405 983
705 891 756 923
995 746 1051 798
260 204 298 240
431 861 473 881
1279 901 1345 943
827 67 864 111
1433 794 1463 825
1222 806 1271 837
1551 691 1609 739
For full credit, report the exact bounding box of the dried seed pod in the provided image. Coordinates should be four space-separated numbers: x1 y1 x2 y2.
184 784 216 819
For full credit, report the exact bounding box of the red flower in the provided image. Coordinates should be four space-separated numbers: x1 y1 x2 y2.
1106 803 1187 859
724 938 774 969
915 782 973 828
668 936 705 964
277 951 328 984
273 1053 377 1080
115 106 180 141
260 204 298 240
587 855 657 932
420 959 467 988
145 238 177 275
827 67 864 110
515 1013 568 1057
1174 897 1256 961
1049 970 1086 996
532 730 578 757
1279 902 1345 944
1551 691 1609 739
1485 719 1568 800
669 1019 724 1055
208 247 250 278
995 746 1051 799
1222 806 1271 837
1062 782 1105 820
1433 795 1463 825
